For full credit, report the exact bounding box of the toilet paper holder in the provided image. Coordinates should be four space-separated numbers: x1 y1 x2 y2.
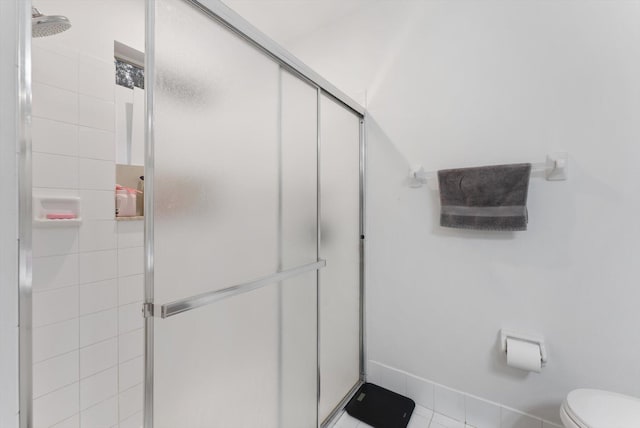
500 329 548 366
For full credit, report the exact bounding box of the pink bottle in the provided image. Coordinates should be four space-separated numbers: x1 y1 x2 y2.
116 185 138 217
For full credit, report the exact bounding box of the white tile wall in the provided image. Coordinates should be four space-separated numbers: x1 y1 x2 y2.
80 309 118 348
33 319 79 363
118 356 143 392
79 158 116 190
33 227 79 258
79 127 115 161
51 414 80 428
79 280 117 316
367 361 563 428
116 221 143 249
500 408 543 428
79 190 114 220
80 338 118 379
79 221 117 252
378 363 406 395
366 360 382 384
407 373 434 410
116 222 144 426
465 395 501 428
117 247 144 277
33 352 79 399
33 383 79 428
78 95 115 132
118 275 143 306
32 44 145 427
80 396 118 428
118 329 143 363
32 83 78 125
32 46 78 92
32 118 78 157
78 57 115 102
118 303 143 335
80 367 118 411
32 254 79 292
79 250 117 284
118 384 143 422
32 286 79 328
434 385 465 423
119 412 142 428
32 153 78 189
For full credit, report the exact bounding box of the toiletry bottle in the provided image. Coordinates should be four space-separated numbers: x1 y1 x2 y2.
116 185 137 217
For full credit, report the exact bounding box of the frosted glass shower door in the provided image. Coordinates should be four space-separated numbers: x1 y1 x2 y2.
149 1 319 427
319 95 362 423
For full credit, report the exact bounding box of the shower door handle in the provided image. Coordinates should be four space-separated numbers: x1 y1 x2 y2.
152 259 326 319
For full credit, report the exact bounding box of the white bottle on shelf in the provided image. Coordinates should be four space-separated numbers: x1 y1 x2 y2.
116 185 137 217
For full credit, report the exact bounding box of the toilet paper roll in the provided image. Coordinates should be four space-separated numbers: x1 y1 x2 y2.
506 338 542 372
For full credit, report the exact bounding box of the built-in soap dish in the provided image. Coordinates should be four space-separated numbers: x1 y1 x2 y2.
33 196 82 227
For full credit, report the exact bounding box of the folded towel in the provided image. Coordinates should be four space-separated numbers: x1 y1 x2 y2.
437 163 532 231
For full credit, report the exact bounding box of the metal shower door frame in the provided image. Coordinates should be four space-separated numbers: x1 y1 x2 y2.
143 1 366 428
15 0 33 427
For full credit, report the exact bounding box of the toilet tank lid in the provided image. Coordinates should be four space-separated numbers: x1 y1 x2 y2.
566 389 640 428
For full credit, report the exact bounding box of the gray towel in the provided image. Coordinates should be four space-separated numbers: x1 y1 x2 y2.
437 163 532 231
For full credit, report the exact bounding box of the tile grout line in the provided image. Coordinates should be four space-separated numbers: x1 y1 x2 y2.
33 305 118 330
427 407 434 427
32 149 115 162
33 78 115 103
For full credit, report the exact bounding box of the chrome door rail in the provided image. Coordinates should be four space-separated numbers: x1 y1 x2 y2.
157 260 326 319
187 0 364 117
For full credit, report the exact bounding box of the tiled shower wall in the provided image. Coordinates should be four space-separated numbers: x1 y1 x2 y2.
31 43 144 428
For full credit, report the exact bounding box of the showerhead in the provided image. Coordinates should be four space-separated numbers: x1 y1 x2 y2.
32 7 71 38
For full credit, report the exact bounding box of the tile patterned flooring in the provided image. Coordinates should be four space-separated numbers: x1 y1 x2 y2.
333 405 476 428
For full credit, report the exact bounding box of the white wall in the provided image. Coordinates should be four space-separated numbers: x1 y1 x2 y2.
0 1 21 426
232 0 640 424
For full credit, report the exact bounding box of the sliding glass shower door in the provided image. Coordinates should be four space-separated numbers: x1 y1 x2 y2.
149 1 319 427
146 1 364 427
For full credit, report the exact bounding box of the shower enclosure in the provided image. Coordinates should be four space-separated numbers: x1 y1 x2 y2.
147 1 364 426
13 0 366 427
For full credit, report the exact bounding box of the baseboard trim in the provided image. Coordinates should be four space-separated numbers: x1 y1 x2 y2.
367 360 562 428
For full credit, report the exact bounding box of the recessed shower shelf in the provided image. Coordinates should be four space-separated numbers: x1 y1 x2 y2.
33 195 82 227
116 216 144 221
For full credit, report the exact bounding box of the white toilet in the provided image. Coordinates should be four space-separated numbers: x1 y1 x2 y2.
561 389 640 428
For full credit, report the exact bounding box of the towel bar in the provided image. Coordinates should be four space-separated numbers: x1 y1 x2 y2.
410 152 568 189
